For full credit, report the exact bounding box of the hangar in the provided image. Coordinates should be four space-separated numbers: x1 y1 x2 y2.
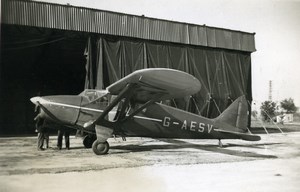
0 0 256 135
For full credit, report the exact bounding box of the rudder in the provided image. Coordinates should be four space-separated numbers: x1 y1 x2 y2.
215 96 249 133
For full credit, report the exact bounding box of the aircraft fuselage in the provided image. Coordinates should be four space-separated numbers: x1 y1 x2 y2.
32 95 235 140
74 98 228 140
120 103 220 139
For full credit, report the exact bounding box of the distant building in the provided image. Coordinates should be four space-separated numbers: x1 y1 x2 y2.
276 114 294 124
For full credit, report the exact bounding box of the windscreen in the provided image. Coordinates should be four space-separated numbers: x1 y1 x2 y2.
79 89 108 102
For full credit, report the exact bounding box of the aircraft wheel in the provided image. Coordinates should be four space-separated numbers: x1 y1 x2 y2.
92 140 109 155
83 135 96 148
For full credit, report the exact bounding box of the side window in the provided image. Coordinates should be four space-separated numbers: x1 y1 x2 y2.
96 96 108 106
86 91 98 101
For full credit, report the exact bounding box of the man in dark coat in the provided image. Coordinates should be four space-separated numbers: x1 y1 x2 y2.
57 126 70 150
35 114 47 150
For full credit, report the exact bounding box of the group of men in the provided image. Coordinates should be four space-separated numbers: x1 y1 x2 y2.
35 113 70 151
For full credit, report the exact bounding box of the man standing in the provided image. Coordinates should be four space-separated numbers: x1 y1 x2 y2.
57 127 70 150
35 113 46 150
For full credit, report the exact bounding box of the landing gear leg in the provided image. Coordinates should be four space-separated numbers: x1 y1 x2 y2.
92 140 109 155
218 139 223 148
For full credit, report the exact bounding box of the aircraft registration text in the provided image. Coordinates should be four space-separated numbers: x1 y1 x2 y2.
163 117 213 133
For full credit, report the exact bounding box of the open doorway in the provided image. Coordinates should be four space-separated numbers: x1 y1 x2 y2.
1 25 87 135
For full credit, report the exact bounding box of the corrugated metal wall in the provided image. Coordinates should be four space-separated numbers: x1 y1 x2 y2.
2 0 256 52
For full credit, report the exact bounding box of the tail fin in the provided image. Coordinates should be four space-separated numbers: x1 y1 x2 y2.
215 95 249 133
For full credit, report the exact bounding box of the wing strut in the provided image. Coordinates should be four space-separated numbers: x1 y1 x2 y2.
94 83 135 125
121 93 163 122
114 90 134 122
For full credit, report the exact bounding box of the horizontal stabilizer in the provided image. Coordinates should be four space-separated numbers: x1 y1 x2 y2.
214 129 261 141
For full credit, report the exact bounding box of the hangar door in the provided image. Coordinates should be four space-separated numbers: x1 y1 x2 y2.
85 36 252 119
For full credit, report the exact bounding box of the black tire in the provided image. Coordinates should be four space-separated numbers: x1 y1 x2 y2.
83 135 96 148
92 140 109 155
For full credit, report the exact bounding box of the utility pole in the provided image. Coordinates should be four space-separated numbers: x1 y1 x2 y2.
268 80 273 101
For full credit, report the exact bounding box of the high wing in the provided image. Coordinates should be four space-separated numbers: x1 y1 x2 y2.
107 68 201 103
92 68 200 123
96 68 201 123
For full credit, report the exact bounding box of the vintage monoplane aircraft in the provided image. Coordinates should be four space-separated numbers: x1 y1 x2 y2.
30 68 260 155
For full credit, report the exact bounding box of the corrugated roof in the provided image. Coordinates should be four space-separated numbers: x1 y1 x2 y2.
2 0 256 52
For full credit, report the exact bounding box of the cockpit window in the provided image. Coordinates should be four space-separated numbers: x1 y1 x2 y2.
79 89 109 102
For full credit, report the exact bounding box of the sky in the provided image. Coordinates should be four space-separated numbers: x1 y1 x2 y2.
38 0 300 106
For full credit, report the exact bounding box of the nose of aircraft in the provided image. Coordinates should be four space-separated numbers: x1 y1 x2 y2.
30 95 82 125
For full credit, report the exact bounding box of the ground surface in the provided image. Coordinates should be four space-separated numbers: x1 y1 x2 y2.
0 131 300 192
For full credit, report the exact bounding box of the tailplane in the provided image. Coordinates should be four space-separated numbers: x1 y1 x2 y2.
215 95 249 132
214 96 260 141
